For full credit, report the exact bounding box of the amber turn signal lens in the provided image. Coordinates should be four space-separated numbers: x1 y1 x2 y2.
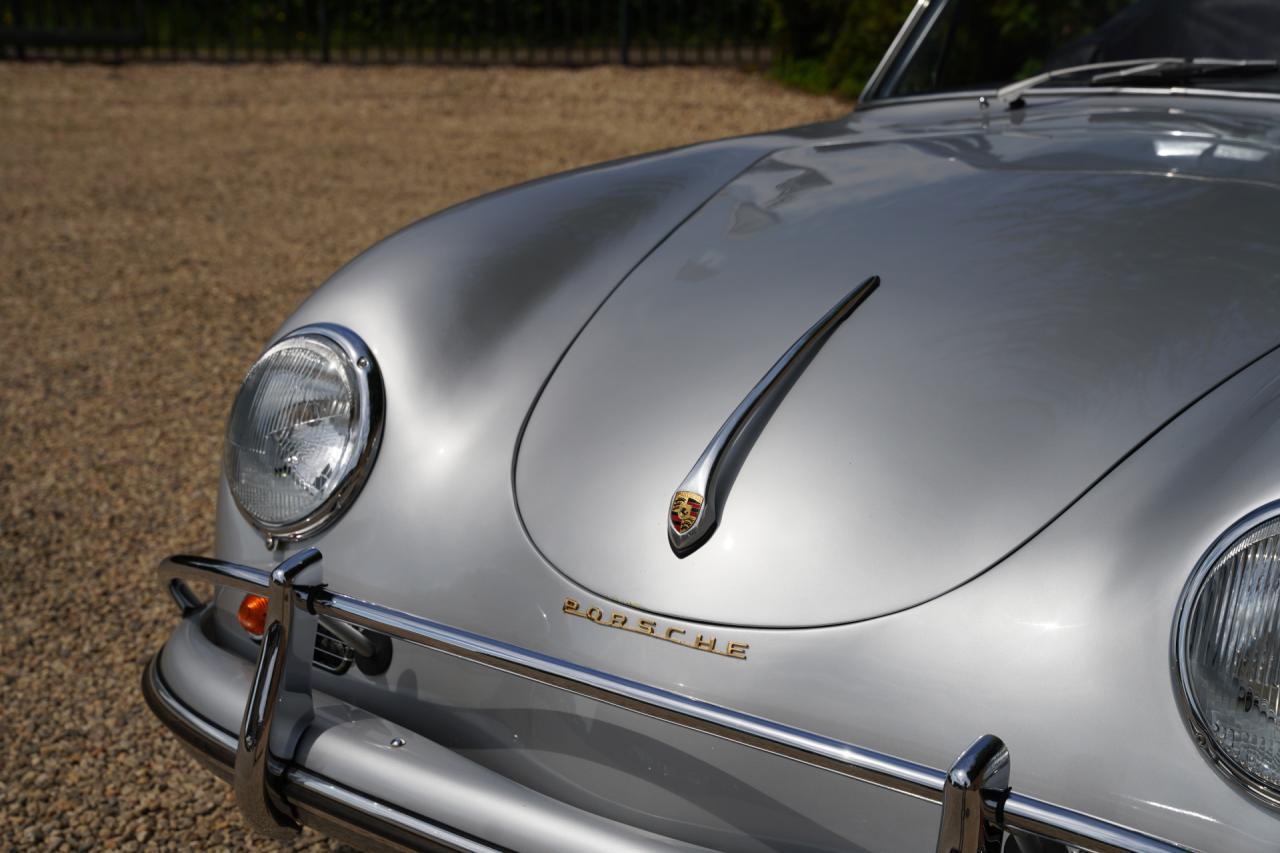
237 594 269 637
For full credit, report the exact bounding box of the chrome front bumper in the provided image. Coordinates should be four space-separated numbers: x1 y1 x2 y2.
144 549 1194 853
142 656 500 852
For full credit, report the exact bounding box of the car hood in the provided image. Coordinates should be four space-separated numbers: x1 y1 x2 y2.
516 104 1280 627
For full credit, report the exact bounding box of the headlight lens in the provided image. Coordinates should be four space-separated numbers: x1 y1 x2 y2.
224 325 383 540
1177 511 1280 804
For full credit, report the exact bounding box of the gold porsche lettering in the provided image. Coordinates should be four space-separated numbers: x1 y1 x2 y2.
562 598 749 660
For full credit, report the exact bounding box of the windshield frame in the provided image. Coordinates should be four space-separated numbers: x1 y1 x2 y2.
858 0 1280 108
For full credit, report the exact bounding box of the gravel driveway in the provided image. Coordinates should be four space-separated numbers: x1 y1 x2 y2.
0 63 842 850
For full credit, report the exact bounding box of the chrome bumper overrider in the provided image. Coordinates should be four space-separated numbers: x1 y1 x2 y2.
146 549 1194 853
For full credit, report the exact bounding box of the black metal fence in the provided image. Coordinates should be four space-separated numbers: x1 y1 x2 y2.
0 1 775 65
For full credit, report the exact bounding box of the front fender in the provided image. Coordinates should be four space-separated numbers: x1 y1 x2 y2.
212 126 849 607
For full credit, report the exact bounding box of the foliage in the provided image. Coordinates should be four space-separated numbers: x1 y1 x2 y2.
767 0 915 98
766 0 1134 99
0 1 777 61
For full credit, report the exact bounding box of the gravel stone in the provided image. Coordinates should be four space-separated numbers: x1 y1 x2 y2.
0 62 842 849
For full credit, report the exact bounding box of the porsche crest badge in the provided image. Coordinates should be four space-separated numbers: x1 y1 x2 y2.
669 491 704 535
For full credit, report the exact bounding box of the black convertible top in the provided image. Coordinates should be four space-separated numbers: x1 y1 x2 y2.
1050 0 1280 67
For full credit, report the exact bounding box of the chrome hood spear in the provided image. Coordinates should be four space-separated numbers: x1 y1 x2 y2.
668 276 879 557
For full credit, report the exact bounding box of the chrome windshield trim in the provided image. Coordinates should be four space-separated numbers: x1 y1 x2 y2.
858 0 932 103
154 552 1195 853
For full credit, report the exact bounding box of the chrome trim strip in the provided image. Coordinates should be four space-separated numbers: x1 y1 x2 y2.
170 552 378 663
154 552 1195 853
166 552 271 595
1002 796 1193 853
873 0 954 101
667 276 879 557
858 0 931 103
315 584 946 802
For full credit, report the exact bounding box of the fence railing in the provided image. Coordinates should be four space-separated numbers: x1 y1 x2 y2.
0 1 774 65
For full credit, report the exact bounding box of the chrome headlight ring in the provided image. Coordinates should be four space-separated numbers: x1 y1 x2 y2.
223 323 385 543
1174 501 1280 810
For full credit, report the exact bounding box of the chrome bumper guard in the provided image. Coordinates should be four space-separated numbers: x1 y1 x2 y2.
148 549 1192 853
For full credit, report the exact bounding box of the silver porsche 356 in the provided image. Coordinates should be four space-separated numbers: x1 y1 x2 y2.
144 1 1280 850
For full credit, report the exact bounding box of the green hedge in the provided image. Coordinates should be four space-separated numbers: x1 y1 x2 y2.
767 0 916 98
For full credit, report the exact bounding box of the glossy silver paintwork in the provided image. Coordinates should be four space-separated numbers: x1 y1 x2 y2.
143 44 1280 851
518 98 1280 627
668 276 879 557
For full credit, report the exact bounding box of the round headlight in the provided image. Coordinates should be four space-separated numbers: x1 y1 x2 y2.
1176 507 1280 807
224 324 383 541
